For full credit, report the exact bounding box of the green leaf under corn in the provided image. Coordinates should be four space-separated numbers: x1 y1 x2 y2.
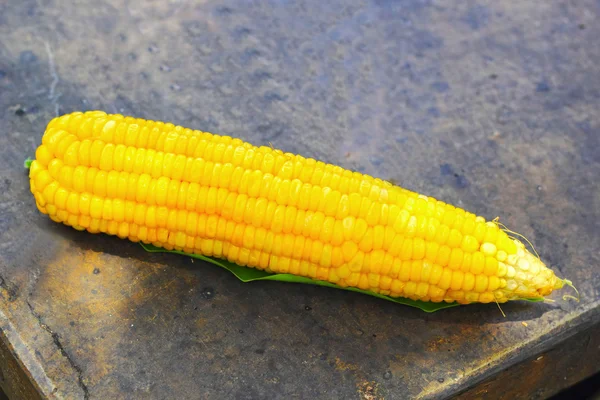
140 243 544 311
139 242 460 312
24 157 33 169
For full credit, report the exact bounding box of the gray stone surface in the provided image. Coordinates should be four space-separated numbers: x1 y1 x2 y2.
0 1 598 399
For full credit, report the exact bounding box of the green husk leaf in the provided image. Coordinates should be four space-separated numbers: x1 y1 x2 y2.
24 157 33 169
140 243 545 309
140 242 459 312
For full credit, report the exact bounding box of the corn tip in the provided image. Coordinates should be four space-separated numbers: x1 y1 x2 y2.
561 279 580 302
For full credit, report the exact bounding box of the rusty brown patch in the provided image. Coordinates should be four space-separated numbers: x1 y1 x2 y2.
334 357 384 400
357 380 382 400
427 335 461 352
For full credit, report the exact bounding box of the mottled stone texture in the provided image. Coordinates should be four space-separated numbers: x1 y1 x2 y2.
0 1 598 399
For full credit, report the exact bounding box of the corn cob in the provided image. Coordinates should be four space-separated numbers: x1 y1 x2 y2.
28 111 568 305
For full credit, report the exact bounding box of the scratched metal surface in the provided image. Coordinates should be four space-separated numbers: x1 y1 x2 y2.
0 0 599 399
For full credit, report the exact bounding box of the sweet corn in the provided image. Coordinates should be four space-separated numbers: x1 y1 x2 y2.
29 111 568 304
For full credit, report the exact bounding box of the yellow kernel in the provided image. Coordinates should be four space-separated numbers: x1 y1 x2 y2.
428 286 446 301
358 274 370 290
339 240 358 262
405 215 418 236
484 226 500 244
365 203 381 225
462 273 475 291
529 261 541 275
308 185 323 211
346 272 360 287
497 262 508 277
379 203 390 225
35 144 53 166
416 282 429 299
416 215 428 237
471 252 485 274
34 170 53 192
348 251 364 272
462 218 475 235
370 250 385 274
429 264 443 285
442 209 456 226
88 196 103 219
517 258 530 271
381 253 394 276
435 225 450 244
497 250 507 262
388 235 404 257
484 257 499 276
435 245 451 266
337 264 351 279
438 268 452 289
106 220 119 235
320 244 333 268
475 275 488 292
498 235 517 254
328 268 340 283
488 276 500 291
331 247 344 269
412 238 425 260
398 261 411 282
420 260 433 282
347 192 361 216
362 253 372 273
400 238 413 260
425 218 440 241
391 279 404 293
390 258 402 279
358 228 374 252
135 174 151 203
481 242 497 256
352 218 368 242
461 235 479 253
99 144 115 171
66 193 79 215
393 210 411 232
479 292 495 303
447 290 465 301
318 216 334 243
342 216 356 240
383 225 395 249
296 258 309 277
403 282 417 297
450 271 464 291
461 253 472 272
368 273 380 288
448 248 464 270
473 221 487 242
373 225 385 250
465 292 479 302
64 141 81 166
447 229 462 248
409 260 421 282
425 242 439 262
380 276 392 290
